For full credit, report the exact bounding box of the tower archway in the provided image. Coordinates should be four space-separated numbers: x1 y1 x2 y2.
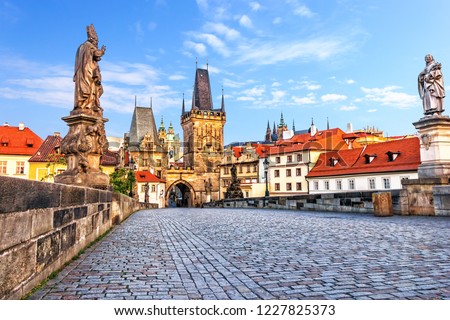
166 180 195 207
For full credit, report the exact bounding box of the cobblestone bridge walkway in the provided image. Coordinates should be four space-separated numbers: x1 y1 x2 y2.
30 208 450 300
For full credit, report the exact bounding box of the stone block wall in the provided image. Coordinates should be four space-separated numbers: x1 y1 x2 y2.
0 176 140 300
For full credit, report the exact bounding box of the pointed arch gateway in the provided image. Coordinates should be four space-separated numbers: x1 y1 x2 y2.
166 180 195 207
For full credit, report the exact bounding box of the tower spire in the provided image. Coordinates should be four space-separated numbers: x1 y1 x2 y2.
221 86 225 112
134 95 137 107
327 117 330 130
181 93 186 115
292 119 296 132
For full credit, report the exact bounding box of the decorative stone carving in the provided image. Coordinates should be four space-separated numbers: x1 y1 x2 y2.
420 133 432 150
55 25 109 189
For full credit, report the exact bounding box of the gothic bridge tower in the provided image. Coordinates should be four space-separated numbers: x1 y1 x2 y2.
165 65 226 207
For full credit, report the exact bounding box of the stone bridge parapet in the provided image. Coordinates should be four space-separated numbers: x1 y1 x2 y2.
0 176 140 299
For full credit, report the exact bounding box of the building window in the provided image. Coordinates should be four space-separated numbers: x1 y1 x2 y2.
275 156 281 164
0 161 6 174
383 178 391 189
16 161 25 174
156 159 162 167
313 181 319 190
297 154 303 162
368 178 376 190
275 183 280 191
296 182 302 191
287 155 292 163
324 180 330 190
246 164 251 173
286 183 292 191
274 169 280 178
156 170 161 178
253 164 257 172
296 168 301 176
239 165 243 173
245 191 249 197
224 167 229 175
151 185 156 192
286 169 291 177
348 179 355 190
336 180 342 190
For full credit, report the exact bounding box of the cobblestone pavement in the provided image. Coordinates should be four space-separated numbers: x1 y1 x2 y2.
29 208 450 300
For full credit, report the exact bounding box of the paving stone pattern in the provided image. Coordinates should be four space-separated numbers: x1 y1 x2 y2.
29 208 450 300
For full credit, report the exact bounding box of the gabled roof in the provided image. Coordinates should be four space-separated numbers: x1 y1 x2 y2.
0 125 43 156
128 106 160 149
269 127 359 155
29 135 63 162
307 137 420 178
192 68 213 111
135 170 165 183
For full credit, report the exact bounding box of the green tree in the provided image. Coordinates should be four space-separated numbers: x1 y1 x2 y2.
109 168 135 195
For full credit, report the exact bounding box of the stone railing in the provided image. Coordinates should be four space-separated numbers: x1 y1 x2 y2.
209 190 404 215
0 176 141 300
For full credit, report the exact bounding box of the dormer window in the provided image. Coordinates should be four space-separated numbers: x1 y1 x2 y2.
1 137 9 147
386 151 401 162
26 138 34 147
364 154 377 164
329 157 339 167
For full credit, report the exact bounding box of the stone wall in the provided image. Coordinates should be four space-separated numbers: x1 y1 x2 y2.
213 190 404 214
0 176 140 300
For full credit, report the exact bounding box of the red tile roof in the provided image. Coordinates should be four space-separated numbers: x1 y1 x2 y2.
0 125 43 156
307 137 420 178
231 143 272 159
29 135 63 162
135 170 165 183
269 128 360 155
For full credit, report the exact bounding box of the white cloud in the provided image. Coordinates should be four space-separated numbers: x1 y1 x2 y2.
237 96 256 101
291 80 321 91
196 33 230 57
346 79 355 84
242 85 265 96
183 40 207 56
271 90 286 101
196 0 208 12
292 93 316 105
361 86 418 109
169 75 186 81
272 82 282 87
287 0 315 18
367 109 377 112
236 36 350 65
321 93 347 102
239 15 253 28
250 2 261 11
273 17 282 24
340 105 357 111
204 22 240 40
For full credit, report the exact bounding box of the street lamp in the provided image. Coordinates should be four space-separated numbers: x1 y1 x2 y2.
128 157 135 197
263 158 269 206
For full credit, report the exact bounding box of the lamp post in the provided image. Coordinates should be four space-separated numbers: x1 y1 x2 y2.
263 157 269 206
128 157 135 198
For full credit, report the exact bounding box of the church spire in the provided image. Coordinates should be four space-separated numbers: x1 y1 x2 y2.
327 117 330 130
292 119 296 132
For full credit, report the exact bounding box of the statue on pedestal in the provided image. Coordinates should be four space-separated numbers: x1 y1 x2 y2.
224 164 243 199
418 54 445 116
55 24 109 189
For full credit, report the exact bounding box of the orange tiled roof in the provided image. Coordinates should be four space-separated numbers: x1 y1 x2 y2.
306 137 420 178
135 170 165 183
0 125 43 156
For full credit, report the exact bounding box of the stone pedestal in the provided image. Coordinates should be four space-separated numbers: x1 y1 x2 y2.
372 192 393 217
54 114 110 189
413 115 450 178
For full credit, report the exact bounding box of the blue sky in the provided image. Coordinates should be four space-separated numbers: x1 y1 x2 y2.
1 0 450 144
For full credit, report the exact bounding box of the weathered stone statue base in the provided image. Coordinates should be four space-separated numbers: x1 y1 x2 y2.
54 114 110 190
413 115 450 178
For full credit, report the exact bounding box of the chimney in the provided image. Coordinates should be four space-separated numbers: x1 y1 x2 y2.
54 132 60 137
3 122 9 126
346 122 353 133
18 122 25 131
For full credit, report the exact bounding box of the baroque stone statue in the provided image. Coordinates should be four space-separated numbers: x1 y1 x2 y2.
55 25 109 189
418 54 445 116
73 24 106 115
224 164 243 199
